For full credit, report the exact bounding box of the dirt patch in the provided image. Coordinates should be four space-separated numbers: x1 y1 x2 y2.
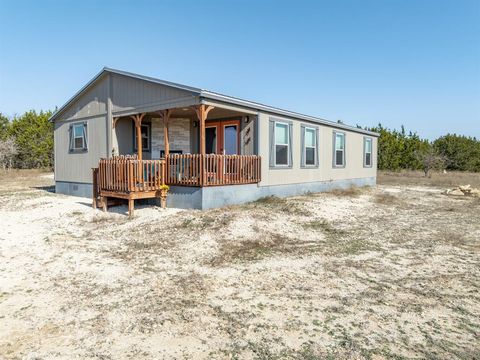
0 170 479 359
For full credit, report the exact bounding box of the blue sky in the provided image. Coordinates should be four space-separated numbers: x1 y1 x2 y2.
0 0 479 139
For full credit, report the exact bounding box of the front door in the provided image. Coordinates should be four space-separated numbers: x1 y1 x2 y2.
205 119 240 155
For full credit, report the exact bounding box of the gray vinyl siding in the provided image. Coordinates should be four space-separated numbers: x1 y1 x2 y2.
240 115 256 155
53 73 200 183
55 72 199 122
257 111 377 187
115 117 134 156
54 116 108 183
111 73 199 115
56 75 109 121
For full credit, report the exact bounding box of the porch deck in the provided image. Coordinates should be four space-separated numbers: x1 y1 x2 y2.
93 154 261 216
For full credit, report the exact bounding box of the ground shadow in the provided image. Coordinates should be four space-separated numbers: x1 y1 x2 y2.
74 199 129 215
100 200 164 216
32 185 56 193
93 203 161 216
77 201 94 208
73 198 161 216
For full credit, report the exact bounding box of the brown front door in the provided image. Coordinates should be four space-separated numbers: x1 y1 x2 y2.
205 119 241 155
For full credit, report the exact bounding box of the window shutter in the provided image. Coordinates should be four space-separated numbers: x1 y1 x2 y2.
68 124 74 151
315 128 319 167
300 125 305 167
364 138 367 167
332 131 336 167
82 122 88 150
269 120 275 167
288 123 293 167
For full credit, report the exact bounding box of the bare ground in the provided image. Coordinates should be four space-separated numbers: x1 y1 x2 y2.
0 170 479 359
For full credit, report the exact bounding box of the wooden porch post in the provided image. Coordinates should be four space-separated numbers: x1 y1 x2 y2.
157 109 173 158
130 113 146 185
192 105 215 155
164 117 170 157
199 107 206 155
136 123 143 160
130 113 146 160
192 105 214 186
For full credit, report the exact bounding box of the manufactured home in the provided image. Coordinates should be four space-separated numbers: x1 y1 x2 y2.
51 67 378 214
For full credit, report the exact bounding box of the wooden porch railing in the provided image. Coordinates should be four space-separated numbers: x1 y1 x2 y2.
166 154 261 186
98 157 166 193
94 154 261 196
165 154 202 186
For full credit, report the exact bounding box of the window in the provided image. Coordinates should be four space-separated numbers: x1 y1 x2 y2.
133 123 151 152
304 127 317 166
333 131 345 167
275 122 289 166
224 124 238 155
269 118 293 168
69 122 87 151
364 137 372 167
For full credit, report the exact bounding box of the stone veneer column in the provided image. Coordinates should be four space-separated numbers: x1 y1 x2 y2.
150 117 191 158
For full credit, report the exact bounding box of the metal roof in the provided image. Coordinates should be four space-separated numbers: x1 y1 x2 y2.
49 67 379 137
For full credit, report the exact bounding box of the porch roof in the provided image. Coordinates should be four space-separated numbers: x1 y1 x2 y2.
49 67 379 137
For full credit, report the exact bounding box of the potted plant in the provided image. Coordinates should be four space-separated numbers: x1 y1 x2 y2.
159 184 170 209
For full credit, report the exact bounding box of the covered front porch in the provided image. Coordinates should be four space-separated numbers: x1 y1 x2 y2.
93 104 261 215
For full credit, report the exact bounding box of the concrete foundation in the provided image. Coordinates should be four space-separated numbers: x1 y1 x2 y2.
55 176 376 210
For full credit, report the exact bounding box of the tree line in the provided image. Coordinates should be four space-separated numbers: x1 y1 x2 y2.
0 110 478 174
0 110 53 169
365 124 480 175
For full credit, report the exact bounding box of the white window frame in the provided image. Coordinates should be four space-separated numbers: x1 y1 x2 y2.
274 121 290 167
304 126 317 167
333 131 345 168
70 122 87 152
364 137 373 167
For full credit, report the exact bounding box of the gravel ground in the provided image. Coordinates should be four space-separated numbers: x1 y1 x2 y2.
0 170 479 359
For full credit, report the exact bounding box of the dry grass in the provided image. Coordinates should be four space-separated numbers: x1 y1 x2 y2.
0 168 52 186
0 170 55 208
374 192 401 205
209 233 291 266
302 219 347 239
329 186 369 198
0 170 479 359
378 170 480 188
249 195 312 216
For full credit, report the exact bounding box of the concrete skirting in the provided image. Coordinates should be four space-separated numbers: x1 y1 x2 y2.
167 186 203 209
56 176 376 210
256 176 376 199
56 181 93 198
168 176 376 210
